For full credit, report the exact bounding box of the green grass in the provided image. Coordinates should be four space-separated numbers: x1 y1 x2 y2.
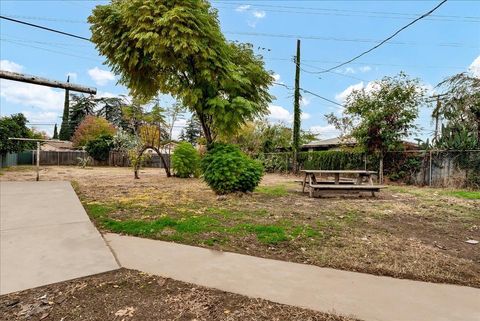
83 201 326 245
447 190 480 200
255 185 289 197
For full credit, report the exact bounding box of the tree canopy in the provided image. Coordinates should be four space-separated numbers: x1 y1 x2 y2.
89 0 273 144
0 114 37 154
72 115 116 147
435 72 480 147
327 73 425 156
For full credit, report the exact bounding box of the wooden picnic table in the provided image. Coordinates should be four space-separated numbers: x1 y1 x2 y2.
300 170 383 197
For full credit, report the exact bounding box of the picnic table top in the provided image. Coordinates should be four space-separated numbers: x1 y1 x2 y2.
301 170 377 174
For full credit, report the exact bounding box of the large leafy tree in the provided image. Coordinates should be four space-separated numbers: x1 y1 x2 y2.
327 72 425 182
71 115 116 147
69 94 97 136
89 0 273 145
0 114 36 154
123 101 172 178
435 72 480 147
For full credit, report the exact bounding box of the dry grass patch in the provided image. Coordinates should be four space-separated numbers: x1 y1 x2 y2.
2 166 479 287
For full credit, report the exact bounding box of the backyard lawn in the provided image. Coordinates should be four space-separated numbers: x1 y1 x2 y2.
2 166 479 287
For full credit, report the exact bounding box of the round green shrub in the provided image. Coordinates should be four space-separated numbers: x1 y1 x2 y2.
85 134 113 161
172 142 201 178
201 143 264 194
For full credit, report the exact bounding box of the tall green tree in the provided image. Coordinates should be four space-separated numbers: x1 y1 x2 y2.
435 72 480 147
181 115 203 145
89 0 273 145
53 124 58 139
0 114 36 154
59 76 71 140
327 72 425 182
96 96 128 129
69 94 96 135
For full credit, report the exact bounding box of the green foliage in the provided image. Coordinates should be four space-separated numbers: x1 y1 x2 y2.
59 87 71 140
72 115 116 147
447 190 480 200
180 115 203 145
255 185 289 197
171 142 201 178
85 134 114 161
229 120 315 156
436 73 480 147
88 0 273 143
299 150 366 170
69 94 97 135
435 124 478 150
0 114 36 154
327 72 424 156
52 124 58 140
201 143 264 194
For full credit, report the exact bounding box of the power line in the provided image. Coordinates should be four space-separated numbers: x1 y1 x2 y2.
1 39 102 62
212 1 479 22
0 15 90 41
1 15 476 48
274 82 344 108
318 0 449 73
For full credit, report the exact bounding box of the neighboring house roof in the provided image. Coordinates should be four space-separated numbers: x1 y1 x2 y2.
41 141 74 151
303 137 357 148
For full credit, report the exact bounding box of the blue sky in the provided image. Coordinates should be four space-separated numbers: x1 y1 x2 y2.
0 0 479 139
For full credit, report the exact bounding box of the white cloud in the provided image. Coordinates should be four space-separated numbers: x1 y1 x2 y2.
96 91 117 98
1 60 24 73
0 79 65 111
359 66 372 73
335 82 365 102
309 124 340 139
301 96 311 106
469 55 480 77
341 66 371 74
268 105 291 122
334 81 381 103
301 112 311 120
171 118 187 140
344 67 356 74
66 72 78 82
235 4 251 12
268 104 310 123
272 73 281 82
252 10 266 18
88 67 115 86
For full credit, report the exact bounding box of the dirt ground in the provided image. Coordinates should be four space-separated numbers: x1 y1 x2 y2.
1 166 479 287
1 269 356 321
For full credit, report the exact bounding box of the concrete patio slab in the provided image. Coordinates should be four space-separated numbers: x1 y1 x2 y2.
0 181 119 295
105 233 480 321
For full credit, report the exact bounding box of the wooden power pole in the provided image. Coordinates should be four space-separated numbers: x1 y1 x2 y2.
0 70 96 94
292 39 301 172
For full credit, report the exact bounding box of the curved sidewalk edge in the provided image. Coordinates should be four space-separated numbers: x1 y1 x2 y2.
105 233 480 321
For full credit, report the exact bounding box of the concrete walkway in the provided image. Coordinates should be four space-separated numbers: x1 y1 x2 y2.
0 181 119 295
106 233 480 321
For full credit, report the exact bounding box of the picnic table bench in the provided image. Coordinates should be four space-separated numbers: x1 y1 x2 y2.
301 170 386 198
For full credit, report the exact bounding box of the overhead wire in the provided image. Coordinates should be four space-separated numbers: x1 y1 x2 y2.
318 0 449 73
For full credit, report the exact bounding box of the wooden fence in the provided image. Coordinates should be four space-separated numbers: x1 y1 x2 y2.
20 150 171 168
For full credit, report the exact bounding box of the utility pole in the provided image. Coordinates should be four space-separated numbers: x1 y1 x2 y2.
292 39 301 172
427 94 447 143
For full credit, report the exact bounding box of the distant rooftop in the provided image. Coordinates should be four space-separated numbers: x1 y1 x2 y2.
303 137 356 148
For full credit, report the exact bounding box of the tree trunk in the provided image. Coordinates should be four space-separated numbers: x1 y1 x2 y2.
379 154 384 184
152 147 171 177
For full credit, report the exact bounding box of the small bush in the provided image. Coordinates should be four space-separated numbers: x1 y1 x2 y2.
172 142 201 178
201 143 264 194
85 134 113 161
